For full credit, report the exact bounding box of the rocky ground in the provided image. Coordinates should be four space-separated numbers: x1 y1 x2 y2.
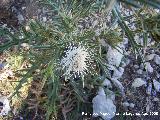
0 0 160 120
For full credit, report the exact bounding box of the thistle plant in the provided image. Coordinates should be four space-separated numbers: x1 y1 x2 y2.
0 0 160 119
61 42 93 78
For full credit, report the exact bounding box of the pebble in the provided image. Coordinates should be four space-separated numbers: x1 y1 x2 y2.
17 14 24 23
156 72 160 78
106 46 124 67
22 7 26 10
42 17 47 22
121 59 130 67
103 79 112 88
146 83 152 95
123 38 128 45
0 63 5 69
146 62 153 73
134 65 139 69
154 55 160 65
153 97 159 102
137 69 143 74
125 59 130 66
2 24 7 28
129 103 135 108
112 67 124 79
132 78 146 88
142 62 153 73
153 79 160 92
38 9 41 14
145 54 155 61
92 20 98 28
122 101 130 107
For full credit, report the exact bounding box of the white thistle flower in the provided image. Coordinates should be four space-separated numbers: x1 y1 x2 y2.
61 43 92 78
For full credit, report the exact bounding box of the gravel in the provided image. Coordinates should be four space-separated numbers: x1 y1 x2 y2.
154 55 160 65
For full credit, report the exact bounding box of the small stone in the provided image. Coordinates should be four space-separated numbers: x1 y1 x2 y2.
21 43 30 50
156 73 160 78
112 67 124 79
122 101 130 107
92 87 116 120
137 69 143 74
106 46 124 67
22 7 26 10
129 103 135 108
17 14 24 23
145 54 155 61
121 59 130 67
2 24 7 28
111 78 125 96
123 38 128 45
134 65 139 69
37 9 41 13
103 79 112 88
154 55 160 65
125 59 130 66
95 29 101 36
106 89 115 101
132 78 146 88
42 17 47 22
0 96 11 116
92 20 98 28
121 62 126 68
152 90 157 96
153 79 160 92
153 97 159 102
150 50 155 53
142 62 153 73
146 83 152 95
0 63 5 69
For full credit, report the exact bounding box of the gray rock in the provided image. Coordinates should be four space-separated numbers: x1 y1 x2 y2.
122 101 130 107
129 103 135 108
141 62 153 73
137 69 143 74
92 87 116 120
17 14 24 23
111 78 125 96
106 89 115 101
121 59 130 67
134 65 139 69
112 67 124 79
0 96 11 116
154 55 160 65
146 83 152 95
132 78 146 88
153 79 160 92
156 73 160 78
146 62 153 73
103 79 112 88
106 46 124 67
145 54 155 61
153 97 159 102
42 17 47 22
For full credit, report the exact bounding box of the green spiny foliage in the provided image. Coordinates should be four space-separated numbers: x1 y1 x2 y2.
0 0 160 119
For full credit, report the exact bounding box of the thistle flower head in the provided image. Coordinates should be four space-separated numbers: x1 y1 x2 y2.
61 43 92 78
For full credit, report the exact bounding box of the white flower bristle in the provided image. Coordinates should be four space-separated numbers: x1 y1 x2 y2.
61 43 92 78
